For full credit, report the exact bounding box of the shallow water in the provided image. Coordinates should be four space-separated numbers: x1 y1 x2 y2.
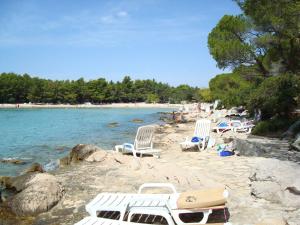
0 108 173 176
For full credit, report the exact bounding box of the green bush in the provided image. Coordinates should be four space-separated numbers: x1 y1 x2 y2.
198 88 213 102
248 74 300 120
209 72 254 107
252 117 297 137
146 93 160 103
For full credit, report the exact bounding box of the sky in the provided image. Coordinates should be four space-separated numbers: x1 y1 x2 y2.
0 0 241 87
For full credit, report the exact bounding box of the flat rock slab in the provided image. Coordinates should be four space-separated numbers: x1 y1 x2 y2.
233 136 300 163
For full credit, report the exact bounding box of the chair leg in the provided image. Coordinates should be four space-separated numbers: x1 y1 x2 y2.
153 153 160 158
200 140 205 151
132 150 137 158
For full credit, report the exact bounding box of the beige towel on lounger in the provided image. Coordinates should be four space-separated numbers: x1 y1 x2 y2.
177 188 227 209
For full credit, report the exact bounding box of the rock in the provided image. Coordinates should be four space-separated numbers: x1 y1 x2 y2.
291 134 300 151
0 204 35 225
69 144 102 163
0 176 13 189
85 150 107 162
131 119 144 123
255 218 288 225
233 137 300 163
250 158 300 208
281 119 300 139
223 137 234 143
11 173 39 192
107 122 119 128
22 163 44 174
9 173 64 216
59 156 70 167
55 146 67 151
0 188 15 202
163 124 172 128
0 158 26 165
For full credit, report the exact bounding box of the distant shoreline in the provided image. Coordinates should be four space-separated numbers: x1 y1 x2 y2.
0 103 181 109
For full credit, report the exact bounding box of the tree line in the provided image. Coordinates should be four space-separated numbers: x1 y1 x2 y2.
0 73 205 104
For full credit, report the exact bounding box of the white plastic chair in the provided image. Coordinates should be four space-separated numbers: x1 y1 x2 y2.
115 125 161 158
180 119 211 151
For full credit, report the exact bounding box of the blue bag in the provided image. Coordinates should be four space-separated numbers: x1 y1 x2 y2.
191 136 202 143
219 150 234 157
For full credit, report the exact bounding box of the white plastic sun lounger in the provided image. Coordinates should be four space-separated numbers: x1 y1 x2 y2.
212 121 231 134
86 183 229 225
114 125 161 158
213 120 254 134
180 119 211 151
230 120 254 134
75 212 175 225
75 216 232 225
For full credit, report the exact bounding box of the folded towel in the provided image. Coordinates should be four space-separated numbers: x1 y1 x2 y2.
177 188 227 209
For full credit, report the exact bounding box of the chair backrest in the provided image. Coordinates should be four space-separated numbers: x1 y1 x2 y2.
134 125 155 150
194 119 211 138
230 120 242 128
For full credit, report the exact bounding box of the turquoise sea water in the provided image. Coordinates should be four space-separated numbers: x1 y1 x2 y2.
0 108 173 176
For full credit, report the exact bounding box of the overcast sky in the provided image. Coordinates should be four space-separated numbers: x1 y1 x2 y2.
0 0 241 87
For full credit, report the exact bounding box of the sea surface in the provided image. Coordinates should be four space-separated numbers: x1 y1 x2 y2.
0 108 173 176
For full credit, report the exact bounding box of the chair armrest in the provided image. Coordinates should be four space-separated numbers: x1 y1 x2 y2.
138 183 177 194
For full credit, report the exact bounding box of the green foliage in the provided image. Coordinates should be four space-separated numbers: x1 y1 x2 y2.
238 0 300 74
207 0 300 125
209 72 254 107
209 0 300 76
252 117 298 136
197 88 213 102
208 15 257 70
169 85 195 103
146 94 160 103
248 74 300 119
0 73 198 104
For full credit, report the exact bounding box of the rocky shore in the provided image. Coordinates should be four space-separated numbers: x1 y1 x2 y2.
1 111 299 225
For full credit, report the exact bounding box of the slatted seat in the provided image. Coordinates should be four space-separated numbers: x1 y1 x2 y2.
114 125 161 158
